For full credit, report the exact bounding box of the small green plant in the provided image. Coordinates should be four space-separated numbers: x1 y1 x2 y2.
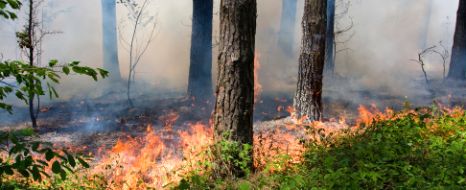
300 108 466 189
216 139 253 178
0 129 90 189
175 134 254 190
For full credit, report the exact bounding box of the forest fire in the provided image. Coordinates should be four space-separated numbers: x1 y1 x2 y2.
1 0 465 189
83 105 393 189
254 51 262 103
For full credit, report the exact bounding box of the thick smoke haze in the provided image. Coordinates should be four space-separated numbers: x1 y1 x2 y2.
0 0 460 105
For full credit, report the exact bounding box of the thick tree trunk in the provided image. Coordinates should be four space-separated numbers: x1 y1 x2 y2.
101 0 121 80
293 0 327 121
324 0 335 74
278 0 298 57
448 0 466 80
187 0 213 101
213 0 257 176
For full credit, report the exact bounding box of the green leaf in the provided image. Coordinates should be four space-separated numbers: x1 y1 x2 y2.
64 150 76 168
69 61 80 66
62 66 70 75
18 169 29 178
45 150 54 161
51 161 61 174
97 68 109 78
238 182 252 190
4 166 13 175
7 11 16 19
48 59 58 67
15 91 25 102
51 87 59 98
31 166 41 181
6 0 21 9
77 157 89 168
59 170 67 180
31 142 40 151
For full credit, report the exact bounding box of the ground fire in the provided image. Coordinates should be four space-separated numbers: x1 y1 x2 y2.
1 0 466 189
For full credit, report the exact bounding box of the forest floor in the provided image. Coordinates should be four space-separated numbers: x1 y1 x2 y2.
0 77 465 155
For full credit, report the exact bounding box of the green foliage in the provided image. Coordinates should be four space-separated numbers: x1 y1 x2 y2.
217 138 253 177
174 137 253 190
0 60 109 113
0 0 21 20
0 129 90 189
176 108 466 189
299 109 466 189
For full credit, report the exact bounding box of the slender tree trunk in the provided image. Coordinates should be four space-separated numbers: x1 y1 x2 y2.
187 0 213 101
448 0 466 80
278 0 298 57
28 0 37 128
293 0 327 121
213 0 257 176
324 0 335 74
101 0 121 81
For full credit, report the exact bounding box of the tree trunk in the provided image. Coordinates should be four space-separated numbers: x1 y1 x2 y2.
28 0 37 128
101 0 121 80
278 0 298 57
448 0 466 80
187 0 213 101
293 0 327 121
324 0 335 74
213 0 257 176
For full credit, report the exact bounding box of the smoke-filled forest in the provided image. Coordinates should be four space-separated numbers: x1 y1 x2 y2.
0 0 466 189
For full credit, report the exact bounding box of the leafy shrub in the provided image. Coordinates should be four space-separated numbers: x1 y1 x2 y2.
0 60 109 113
301 108 466 189
176 108 466 190
0 129 91 189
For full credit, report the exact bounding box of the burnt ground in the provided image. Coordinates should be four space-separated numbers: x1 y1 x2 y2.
0 77 465 153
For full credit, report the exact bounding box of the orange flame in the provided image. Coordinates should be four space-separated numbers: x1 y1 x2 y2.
254 51 262 103
93 114 213 189
88 104 407 189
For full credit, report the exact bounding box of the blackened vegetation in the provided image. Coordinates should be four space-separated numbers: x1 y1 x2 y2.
188 0 214 101
213 0 257 176
294 0 327 121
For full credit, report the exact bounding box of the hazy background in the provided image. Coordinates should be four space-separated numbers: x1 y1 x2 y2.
0 0 460 103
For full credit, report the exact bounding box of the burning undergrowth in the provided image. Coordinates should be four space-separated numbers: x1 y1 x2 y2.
75 103 396 189
1 98 465 189
1 89 464 189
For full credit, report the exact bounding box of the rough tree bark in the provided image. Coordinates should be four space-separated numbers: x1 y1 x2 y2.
324 0 335 74
293 0 327 121
448 0 466 80
278 0 298 57
101 0 121 80
213 0 257 175
187 0 213 101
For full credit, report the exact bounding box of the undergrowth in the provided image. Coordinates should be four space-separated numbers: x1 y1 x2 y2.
177 107 466 189
3 106 466 189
